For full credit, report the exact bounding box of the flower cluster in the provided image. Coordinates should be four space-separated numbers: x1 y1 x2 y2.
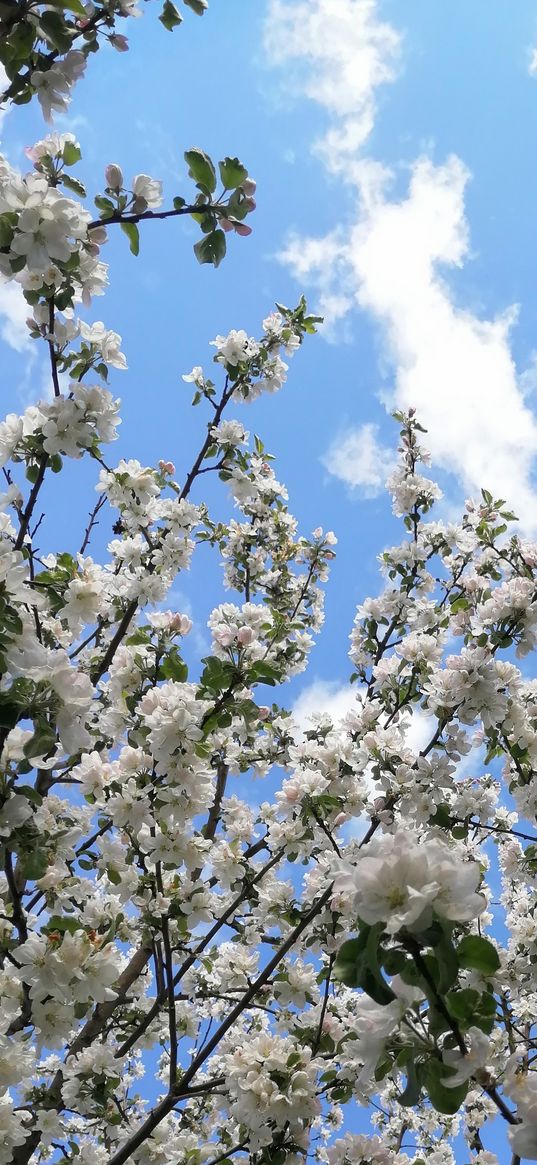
1 17 537 1164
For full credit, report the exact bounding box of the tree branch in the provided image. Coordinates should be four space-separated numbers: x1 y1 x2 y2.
107 884 333 1165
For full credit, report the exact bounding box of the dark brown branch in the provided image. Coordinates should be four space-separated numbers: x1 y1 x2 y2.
14 458 48 552
484 1085 518 1126
89 379 236 684
115 848 283 1060
204 1141 249 1165
88 203 205 231
79 494 106 555
90 597 137 684
312 954 334 1055
4 850 27 942
47 299 61 398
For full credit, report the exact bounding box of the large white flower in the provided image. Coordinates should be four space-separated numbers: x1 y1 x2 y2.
131 173 163 209
333 830 485 934
442 1026 491 1086
211 328 259 366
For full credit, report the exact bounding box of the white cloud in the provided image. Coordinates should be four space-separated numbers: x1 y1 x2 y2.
322 421 394 496
163 588 210 657
0 280 32 353
345 157 537 529
265 0 537 532
529 46 537 76
293 679 359 731
292 677 435 755
264 0 400 173
278 232 353 329
0 69 32 366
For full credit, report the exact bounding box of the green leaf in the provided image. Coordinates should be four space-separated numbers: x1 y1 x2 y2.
159 0 183 30
193 228 226 268
0 213 15 248
10 254 26 274
426 1000 451 1039
46 914 82 935
446 987 480 1023
334 933 368 988
23 724 56 759
94 194 115 219
61 173 86 197
423 1060 468 1114
20 849 49 880
365 922 396 1003
185 147 217 194
334 925 395 1004
120 222 140 256
183 0 208 12
199 655 236 694
435 924 460 994
4 20 35 59
39 10 74 52
381 947 407 976
0 699 20 729
45 0 86 14
16 784 42 805
159 650 188 682
247 660 282 686
62 141 82 166
218 156 248 190
399 1056 422 1106
457 935 500 975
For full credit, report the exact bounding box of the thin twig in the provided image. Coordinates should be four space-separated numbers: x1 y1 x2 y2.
79 494 106 555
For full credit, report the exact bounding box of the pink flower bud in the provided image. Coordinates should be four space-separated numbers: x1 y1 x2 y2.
169 613 192 635
105 163 123 191
237 625 255 646
257 706 270 720
234 222 252 237
220 218 235 233
159 460 176 475
110 33 129 51
88 225 108 246
242 178 257 197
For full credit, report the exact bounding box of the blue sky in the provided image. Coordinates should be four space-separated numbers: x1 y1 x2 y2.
2 0 537 757
3 3 537 1156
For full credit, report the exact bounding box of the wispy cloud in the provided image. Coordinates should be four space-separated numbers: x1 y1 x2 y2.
292 677 435 756
0 280 32 354
264 0 400 174
264 0 537 531
292 678 358 731
322 421 394 496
